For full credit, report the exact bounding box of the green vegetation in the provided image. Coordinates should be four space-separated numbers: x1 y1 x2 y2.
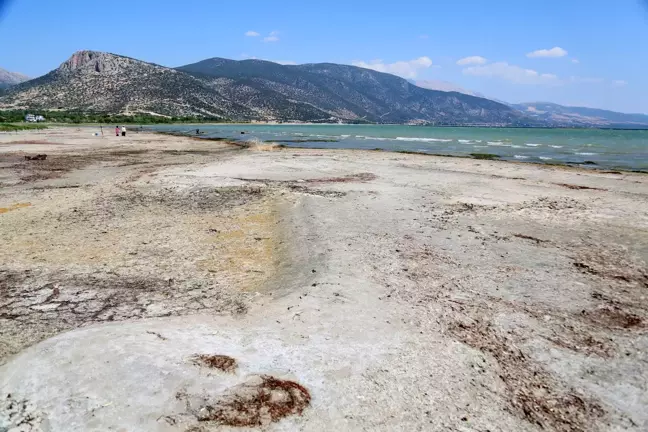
0 123 48 132
0 110 233 125
470 153 500 160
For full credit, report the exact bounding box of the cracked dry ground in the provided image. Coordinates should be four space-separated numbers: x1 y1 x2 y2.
0 140 282 362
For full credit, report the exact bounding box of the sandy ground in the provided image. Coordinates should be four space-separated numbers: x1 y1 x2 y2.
0 127 647 432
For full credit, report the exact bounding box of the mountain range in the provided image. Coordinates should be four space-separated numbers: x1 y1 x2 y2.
510 102 648 128
411 80 648 128
1 50 647 128
0 51 523 125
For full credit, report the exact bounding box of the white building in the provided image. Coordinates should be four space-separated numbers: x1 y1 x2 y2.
24 114 45 122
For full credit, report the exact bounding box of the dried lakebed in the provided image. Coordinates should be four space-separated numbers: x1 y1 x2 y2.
0 128 647 432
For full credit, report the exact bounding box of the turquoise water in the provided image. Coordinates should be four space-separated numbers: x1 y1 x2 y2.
150 124 648 171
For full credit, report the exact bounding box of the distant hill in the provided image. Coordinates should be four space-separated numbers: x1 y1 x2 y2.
0 67 29 89
0 50 523 125
413 78 648 129
512 102 648 128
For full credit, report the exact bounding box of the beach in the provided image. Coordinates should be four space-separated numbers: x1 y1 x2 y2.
1 127 647 431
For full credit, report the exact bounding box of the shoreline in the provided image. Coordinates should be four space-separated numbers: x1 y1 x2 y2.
4 125 647 174
152 129 648 174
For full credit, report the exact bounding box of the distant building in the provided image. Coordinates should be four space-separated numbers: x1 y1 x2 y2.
24 114 45 122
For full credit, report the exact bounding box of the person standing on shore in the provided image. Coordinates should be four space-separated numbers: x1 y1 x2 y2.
115 126 120 137
121 125 127 137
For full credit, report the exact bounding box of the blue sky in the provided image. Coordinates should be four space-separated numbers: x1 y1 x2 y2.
1 0 647 113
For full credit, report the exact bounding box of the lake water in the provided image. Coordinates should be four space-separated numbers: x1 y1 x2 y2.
149 124 648 171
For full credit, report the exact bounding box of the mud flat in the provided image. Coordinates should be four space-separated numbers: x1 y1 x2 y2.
1 127 647 431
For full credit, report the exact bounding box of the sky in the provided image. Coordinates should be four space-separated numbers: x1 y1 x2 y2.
1 0 647 113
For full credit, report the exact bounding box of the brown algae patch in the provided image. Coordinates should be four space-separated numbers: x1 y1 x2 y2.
190 354 238 373
197 375 311 427
448 320 605 431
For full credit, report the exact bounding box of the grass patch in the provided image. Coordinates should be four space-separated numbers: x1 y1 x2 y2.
470 153 500 160
0 123 48 132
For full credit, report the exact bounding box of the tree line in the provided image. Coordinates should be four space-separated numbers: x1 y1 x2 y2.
0 110 234 124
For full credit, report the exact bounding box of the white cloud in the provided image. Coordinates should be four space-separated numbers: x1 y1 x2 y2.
612 80 628 87
351 56 433 79
571 58 580 64
245 31 260 37
526 47 568 58
263 31 280 43
462 62 561 85
456 56 487 66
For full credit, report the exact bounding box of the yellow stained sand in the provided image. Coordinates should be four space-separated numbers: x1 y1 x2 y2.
0 203 32 214
197 199 281 292
0 193 280 296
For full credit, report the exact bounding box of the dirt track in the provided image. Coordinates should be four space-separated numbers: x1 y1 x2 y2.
1 127 647 431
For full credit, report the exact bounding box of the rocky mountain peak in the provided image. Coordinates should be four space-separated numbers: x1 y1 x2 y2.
57 50 133 75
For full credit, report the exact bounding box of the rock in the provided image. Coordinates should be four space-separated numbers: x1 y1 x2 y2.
24 154 47 161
